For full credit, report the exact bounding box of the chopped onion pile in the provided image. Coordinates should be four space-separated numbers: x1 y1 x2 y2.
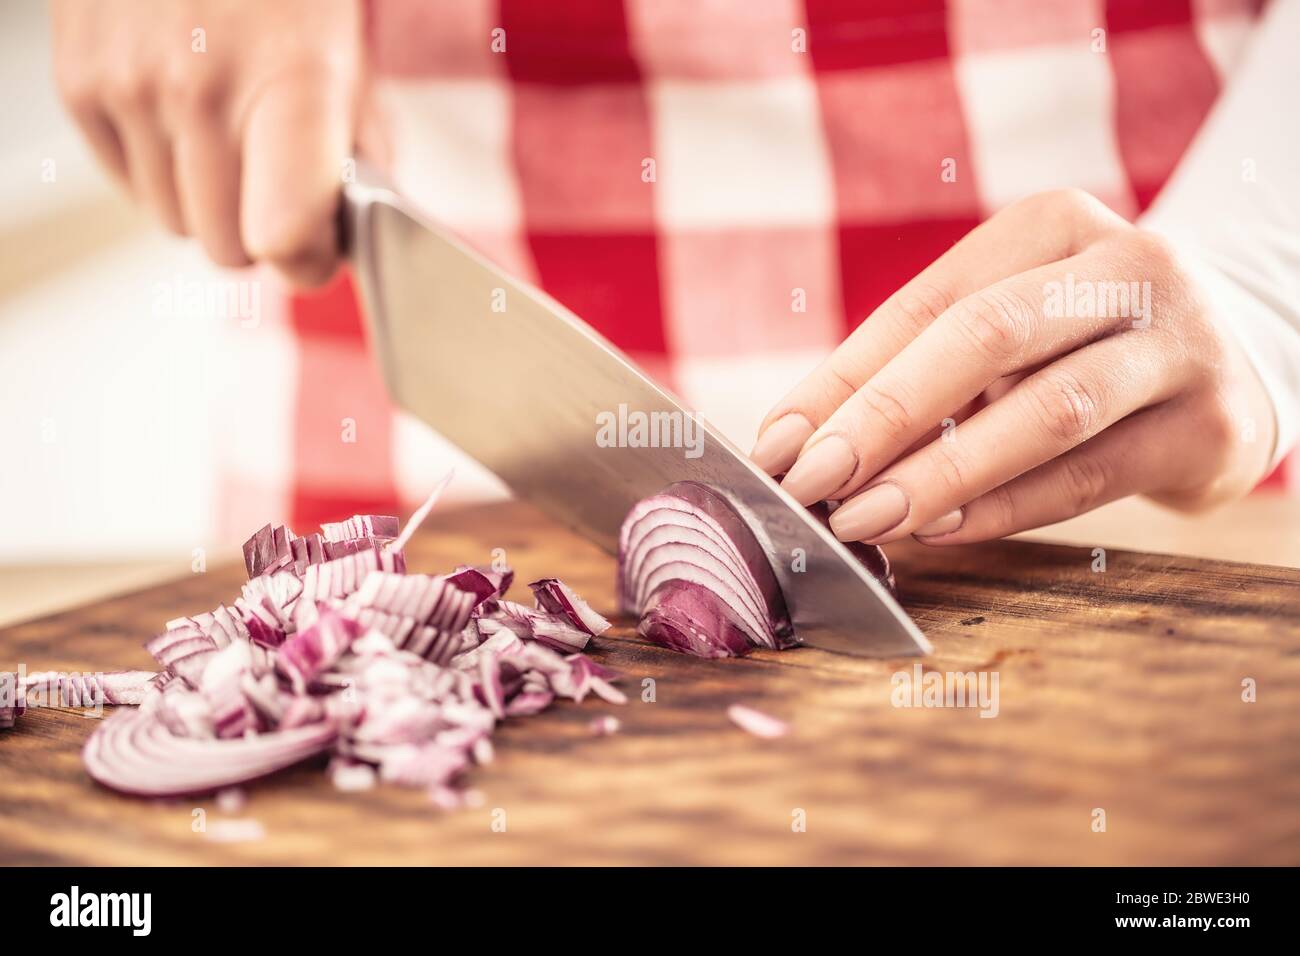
617 481 895 658
2 480 621 805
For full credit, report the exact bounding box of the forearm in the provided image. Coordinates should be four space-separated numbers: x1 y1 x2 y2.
1140 0 1300 469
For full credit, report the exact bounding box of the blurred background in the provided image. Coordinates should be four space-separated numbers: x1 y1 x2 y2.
1 0 1296 627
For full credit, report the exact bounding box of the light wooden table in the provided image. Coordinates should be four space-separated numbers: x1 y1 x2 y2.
1 499 1296 865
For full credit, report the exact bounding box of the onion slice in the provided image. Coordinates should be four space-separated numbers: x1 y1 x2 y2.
83 708 336 797
388 469 454 555
528 579 611 636
726 703 789 739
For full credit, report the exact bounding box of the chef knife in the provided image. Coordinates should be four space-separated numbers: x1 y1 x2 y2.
341 169 930 658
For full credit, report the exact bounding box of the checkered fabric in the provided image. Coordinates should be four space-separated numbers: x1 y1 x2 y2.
235 0 1275 538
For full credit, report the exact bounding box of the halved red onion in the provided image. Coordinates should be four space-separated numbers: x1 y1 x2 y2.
636 579 755 658
618 481 792 656
619 482 898 658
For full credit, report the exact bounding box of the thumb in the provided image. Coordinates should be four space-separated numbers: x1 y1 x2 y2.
240 75 353 288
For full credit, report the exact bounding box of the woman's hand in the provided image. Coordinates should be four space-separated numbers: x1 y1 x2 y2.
51 0 361 286
750 189 1276 546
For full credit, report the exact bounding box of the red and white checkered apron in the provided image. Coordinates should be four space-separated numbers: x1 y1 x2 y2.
223 0 1278 539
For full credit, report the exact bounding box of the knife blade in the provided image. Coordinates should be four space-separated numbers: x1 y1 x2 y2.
342 172 930 658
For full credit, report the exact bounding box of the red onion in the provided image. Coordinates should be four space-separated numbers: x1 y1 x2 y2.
636 580 756 658
242 522 297 578
23 670 156 708
528 579 611 636
321 514 400 543
276 610 361 693
83 707 338 797
618 481 793 656
446 565 514 604
58 477 627 803
0 671 24 729
618 481 896 658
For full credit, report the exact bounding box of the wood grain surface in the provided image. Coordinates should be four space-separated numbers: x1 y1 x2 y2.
1 501 1297 865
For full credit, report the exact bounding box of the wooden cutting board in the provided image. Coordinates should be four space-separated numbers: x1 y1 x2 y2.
1 501 1297 865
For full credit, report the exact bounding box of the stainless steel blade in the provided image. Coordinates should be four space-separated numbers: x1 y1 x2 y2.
343 176 930 658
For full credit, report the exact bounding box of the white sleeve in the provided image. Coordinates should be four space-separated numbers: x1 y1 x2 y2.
1139 0 1300 470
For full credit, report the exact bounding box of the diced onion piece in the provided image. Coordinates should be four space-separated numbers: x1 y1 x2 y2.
726 703 789 739
528 578 611 636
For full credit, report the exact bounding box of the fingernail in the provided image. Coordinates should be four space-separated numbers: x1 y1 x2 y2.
780 435 858 506
914 508 964 538
750 414 814 475
829 483 910 542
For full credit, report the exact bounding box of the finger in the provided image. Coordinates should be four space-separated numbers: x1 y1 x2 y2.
64 99 128 186
827 329 1185 544
51 2 127 184
782 244 1153 505
109 91 186 234
897 397 981 460
240 76 351 287
750 188 1126 473
912 403 1190 544
174 119 250 268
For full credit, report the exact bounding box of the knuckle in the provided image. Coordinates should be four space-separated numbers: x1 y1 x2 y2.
104 70 152 113
1034 187 1104 221
954 289 1033 364
1153 472 1238 514
1129 231 1180 275
890 283 953 339
984 482 1020 533
1009 188 1125 253
1197 394 1240 462
853 383 915 443
930 446 974 498
163 66 224 120
822 363 860 406
54 63 95 114
1058 452 1112 515
1029 370 1103 445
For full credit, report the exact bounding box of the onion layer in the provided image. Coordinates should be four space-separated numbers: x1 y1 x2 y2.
618 481 895 657
618 482 793 657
